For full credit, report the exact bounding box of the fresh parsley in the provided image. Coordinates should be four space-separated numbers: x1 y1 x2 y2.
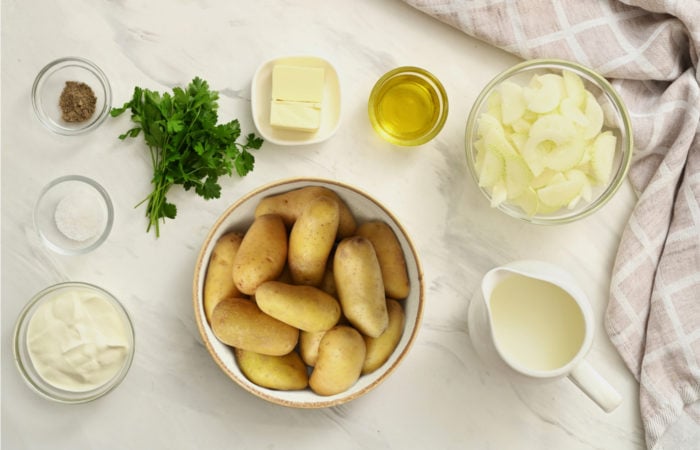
111 77 263 237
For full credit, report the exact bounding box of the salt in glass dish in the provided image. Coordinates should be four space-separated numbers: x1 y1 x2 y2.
34 175 114 255
32 56 112 135
13 281 135 404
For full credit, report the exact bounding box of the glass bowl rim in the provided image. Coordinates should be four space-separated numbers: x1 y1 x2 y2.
31 56 112 136
368 65 449 146
12 281 136 404
33 174 114 255
464 58 634 224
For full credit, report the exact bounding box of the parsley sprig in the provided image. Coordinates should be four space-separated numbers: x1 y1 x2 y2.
111 77 263 237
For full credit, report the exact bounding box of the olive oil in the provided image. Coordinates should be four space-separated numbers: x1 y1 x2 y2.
373 75 439 140
368 68 447 146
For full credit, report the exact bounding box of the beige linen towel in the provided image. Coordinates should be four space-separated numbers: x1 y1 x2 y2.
401 1 700 448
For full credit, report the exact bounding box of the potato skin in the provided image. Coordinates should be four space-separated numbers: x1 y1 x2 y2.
288 196 339 286
235 348 308 390
309 326 366 396
256 281 341 332
254 186 357 238
362 299 405 374
203 232 244 323
299 330 326 367
211 298 298 356
232 214 288 295
318 259 337 297
333 236 388 338
356 221 410 300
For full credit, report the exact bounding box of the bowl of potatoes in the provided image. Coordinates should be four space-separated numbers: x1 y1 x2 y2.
193 178 424 408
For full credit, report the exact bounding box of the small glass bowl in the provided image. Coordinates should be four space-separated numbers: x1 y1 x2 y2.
13 282 135 403
34 175 114 255
368 66 448 146
465 59 633 224
32 57 112 135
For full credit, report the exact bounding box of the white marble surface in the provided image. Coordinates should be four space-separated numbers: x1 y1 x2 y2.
1 0 645 448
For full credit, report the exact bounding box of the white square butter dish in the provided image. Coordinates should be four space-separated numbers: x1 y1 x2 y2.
251 55 341 146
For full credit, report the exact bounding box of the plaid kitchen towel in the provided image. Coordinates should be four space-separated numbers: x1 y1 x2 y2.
401 0 700 448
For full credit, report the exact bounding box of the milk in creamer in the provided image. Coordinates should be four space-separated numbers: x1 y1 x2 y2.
489 273 586 372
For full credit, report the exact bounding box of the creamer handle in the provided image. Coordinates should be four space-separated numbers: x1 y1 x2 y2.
568 360 622 413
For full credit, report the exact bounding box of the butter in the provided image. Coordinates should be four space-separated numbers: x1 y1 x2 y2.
270 100 322 132
270 64 325 131
272 65 325 102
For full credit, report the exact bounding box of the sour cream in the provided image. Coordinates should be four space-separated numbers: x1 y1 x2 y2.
26 287 131 392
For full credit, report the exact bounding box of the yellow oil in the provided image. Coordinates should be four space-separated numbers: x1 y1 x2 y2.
371 74 441 142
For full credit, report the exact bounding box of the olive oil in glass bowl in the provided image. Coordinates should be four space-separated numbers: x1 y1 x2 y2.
368 67 448 146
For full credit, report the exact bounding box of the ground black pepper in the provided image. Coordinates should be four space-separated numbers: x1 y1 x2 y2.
59 81 97 122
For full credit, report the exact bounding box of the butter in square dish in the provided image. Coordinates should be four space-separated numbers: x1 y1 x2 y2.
251 56 341 145
270 65 325 132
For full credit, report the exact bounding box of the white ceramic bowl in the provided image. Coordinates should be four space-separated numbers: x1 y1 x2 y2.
32 57 112 135
193 178 424 408
13 282 135 403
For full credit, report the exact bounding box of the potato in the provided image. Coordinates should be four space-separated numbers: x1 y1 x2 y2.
233 214 288 295
256 281 341 332
235 348 308 390
203 232 244 323
334 236 388 338
299 330 326 366
211 297 298 356
249 266 293 305
254 186 357 237
356 221 410 300
318 259 337 297
362 299 405 374
288 196 339 286
309 326 366 396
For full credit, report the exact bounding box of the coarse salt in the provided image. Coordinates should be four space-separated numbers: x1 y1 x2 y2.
54 189 106 241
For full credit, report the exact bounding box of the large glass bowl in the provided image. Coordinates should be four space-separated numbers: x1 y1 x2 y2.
465 59 633 224
13 282 135 403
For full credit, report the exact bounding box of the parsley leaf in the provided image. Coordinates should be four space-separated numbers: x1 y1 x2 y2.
110 77 264 237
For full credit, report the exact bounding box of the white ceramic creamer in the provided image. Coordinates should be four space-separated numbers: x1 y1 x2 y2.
467 260 622 412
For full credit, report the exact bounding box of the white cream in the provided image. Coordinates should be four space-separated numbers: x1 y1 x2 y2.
26 288 131 392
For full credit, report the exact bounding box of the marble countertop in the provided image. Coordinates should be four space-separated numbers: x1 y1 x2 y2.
1 0 645 448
